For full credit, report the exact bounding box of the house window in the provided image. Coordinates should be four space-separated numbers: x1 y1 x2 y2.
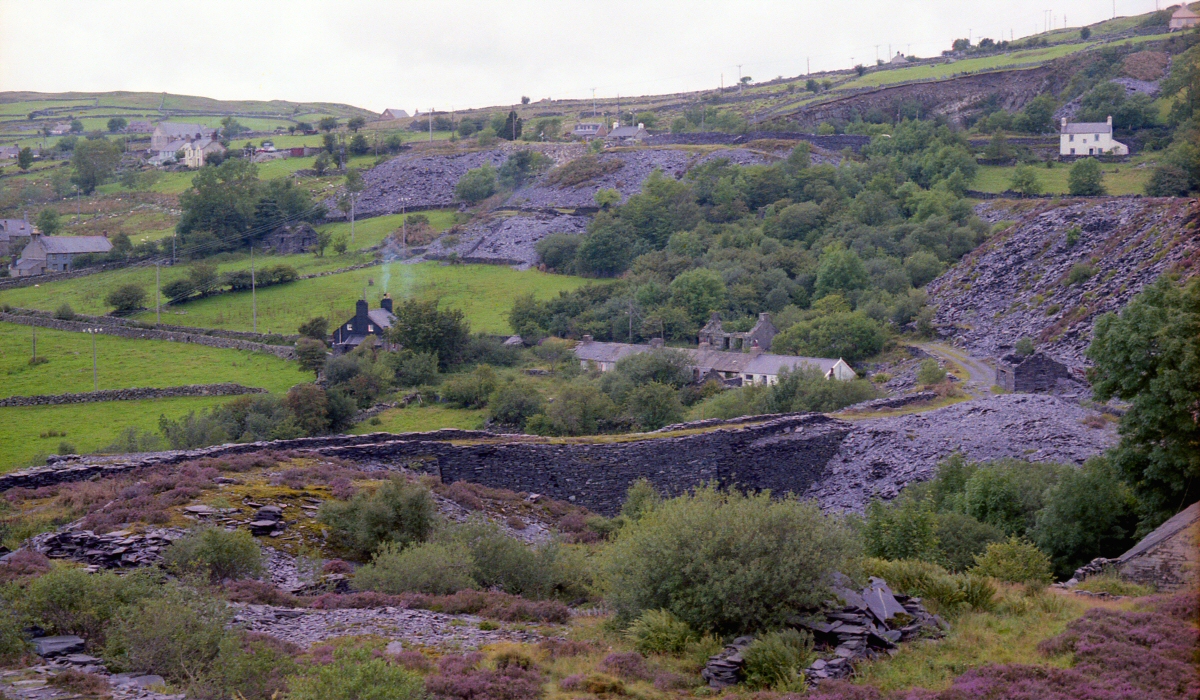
346 324 352 330
1070 148 1075 155
1069 134 1074 142
367 324 374 332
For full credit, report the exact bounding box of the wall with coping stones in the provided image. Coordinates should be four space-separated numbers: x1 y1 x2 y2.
2 413 853 515
0 383 266 407
0 312 296 360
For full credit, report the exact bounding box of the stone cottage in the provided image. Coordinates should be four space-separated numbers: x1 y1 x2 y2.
151 122 216 151
1169 3 1199 30
264 223 319 255
11 234 112 277
1111 501 1198 590
699 312 779 352
995 352 1072 393
606 123 650 144
1059 116 1128 157
0 214 35 253
331 296 396 354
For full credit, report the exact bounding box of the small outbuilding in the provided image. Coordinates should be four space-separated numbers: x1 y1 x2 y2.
1111 501 1199 591
380 108 410 120
264 223 319 255
995 352 1072 393
571 122 608 140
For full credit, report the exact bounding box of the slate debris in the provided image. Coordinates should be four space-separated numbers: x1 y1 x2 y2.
701 575 945 688
34 529 183 569
31 636 85 658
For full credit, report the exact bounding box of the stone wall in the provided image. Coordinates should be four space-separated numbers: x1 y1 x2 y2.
0 383 266 408
0 312 296 360
645 132 872 153
995 353 1073 393
7 308 298 345
0 261 129 291
1 413 853 515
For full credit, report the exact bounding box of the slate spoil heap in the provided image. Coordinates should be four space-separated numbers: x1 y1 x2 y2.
702 576 945 688
35 529 182 569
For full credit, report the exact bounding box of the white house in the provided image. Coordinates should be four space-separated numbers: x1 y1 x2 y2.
182 138 225 168
1169 4 1199 30
1059 116 1128 157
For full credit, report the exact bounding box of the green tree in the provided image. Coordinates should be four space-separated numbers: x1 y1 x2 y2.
814 247 869 298
1008 164 1043 195
105 284 146 313
1080 26 1091 39
500 110 522 140
488 380 545 429
69 119 84 133
862 496 939 561
772 312 886 362
1087 276 1200 526
625 381 684 430
594 188 621 209
295 338 329 377
526 380 617 436
1032 457 1140 577
312 151 333 176
347 116 366 132
318 116 339 132
176 158 262 248
106 117 127 133
669 268 727 323
497 150 551 189
70 137 122 194
35 209 61 235
1068 158 1106 196
387 298 471 370
348 133 369 155
17 147 33 170
298 316 329 340
454 164 497 203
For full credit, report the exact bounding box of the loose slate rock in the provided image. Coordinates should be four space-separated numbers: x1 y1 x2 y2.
33 636 86 657
863 577 907 621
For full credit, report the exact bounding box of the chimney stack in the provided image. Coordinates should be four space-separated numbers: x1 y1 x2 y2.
1061 117 1068 130
637 123 644 129
380 293 393 313
1107 115 1113 126
612 121 619 130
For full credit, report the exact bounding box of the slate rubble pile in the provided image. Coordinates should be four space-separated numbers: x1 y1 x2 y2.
929 198 1198 371
808 394 1117 512
33 528 184 569
702 576 944 688
427 212 590 268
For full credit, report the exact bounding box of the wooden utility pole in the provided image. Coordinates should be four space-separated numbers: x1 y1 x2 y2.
155 263 161 324
251 246 257 334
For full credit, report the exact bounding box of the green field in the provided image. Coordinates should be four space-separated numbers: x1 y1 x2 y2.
0 322 305 397
0 260 590 336
0 396 228 470
973 158 1154 196
843 43 1094 90
349 405 486 434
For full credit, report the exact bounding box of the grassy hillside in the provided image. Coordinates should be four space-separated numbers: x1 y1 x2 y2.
0 322 306 397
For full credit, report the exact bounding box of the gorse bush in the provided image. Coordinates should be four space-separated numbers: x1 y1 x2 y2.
742 629 813 691
104 582 231 684
625 609 698 654
319 478 436 558
916 358 947 385
352 541 477 595
971 537 1054 586
162 527 263 582
18 565 161 646
604 486 857 635
289 647 424 700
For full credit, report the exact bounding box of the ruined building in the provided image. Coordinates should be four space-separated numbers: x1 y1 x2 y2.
698 312 778 352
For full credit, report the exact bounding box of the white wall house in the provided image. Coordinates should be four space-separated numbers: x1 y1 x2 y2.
1060 116 1128 157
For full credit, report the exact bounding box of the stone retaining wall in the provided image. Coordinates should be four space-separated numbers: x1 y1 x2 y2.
0 261 131 291
0 383 266 408
0 312 296 360
645 132 872 152
2 413 852 515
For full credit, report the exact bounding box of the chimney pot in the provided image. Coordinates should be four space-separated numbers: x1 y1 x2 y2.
637 123 644 129
380 293 393 313
1107 115 1112 125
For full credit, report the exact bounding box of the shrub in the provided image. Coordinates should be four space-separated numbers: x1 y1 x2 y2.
860 558 997 614
933 511 1005 572
162 527 263 582
625 609 698 654
862 496 939 562
1014 337 1035 356
0 604 29 662
437 518 551 597
319 478 436 558
455 165 497 203
289 647 424 700
352 541 476 595
389 350 440 387
488 380 544 429
1067 262 1096 286
18 565 160 646
440 365 497 408
742 629 813 691
625 381 684 430
106 284 146 313
971 537 1054 585
598 652 652 680
424 652 544 700
771 312 887 363
916 359 947 385
53 303 76 321
756 366 878 413
604 486 857 634
104 583 231 684
48 670 109 695
198 633 298 700
961 459 1069 537
1074 572 1155 597
620 479 661 522
1068 158 1106 196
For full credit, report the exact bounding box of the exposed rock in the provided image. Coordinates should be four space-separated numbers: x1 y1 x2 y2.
32 529 184 569
701 636 753 688
427 212 589 268
32 637 86 658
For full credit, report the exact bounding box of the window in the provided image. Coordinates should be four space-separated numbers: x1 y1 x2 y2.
367 324 374 332
346 324 352 330
1069 134 1074 142
1070 148 1075 155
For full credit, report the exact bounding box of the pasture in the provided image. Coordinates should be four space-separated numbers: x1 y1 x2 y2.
972 158 1154 196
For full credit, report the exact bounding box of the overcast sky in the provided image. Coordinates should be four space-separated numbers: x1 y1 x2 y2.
0 0 1169 113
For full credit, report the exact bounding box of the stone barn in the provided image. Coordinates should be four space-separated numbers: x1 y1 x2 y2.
995 352 1072 393
264 223 319 255
1114 501 1199 590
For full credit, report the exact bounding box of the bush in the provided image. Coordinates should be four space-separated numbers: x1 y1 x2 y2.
440 365 497 408
289 647 424 700
934 511 1005 572
1032 457 1139 578
199 633 298 700
53 303 77 321
862 496 939 562
756 366 878 413
319 478 436 558
1068 158 1106 196
389 350 440 387
598 652 652 680
860 558 995 614
742 629 813 691
0 604 29 662
1014 337 1035 356
961 459 1068 536
625 609 698 654
104 583 231 683
772 312 887 363
1067 262 1096 286
106 284 146 313
488 380 544 429
625 381 684 430
162 527 263 582
424 651 544 700
916 359 947 385
620 479 661 522
437 518 552 597
971 537 1054 585
455 164 497 203
604 486 857 634
18 565 160 646
352 541 476 595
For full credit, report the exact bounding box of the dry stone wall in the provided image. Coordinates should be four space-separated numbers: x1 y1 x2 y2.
0 383 266 407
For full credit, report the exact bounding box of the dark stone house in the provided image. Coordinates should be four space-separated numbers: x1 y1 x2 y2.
698 312 778 352
264 223 319 255
995 352 1072 393
332 295 396 354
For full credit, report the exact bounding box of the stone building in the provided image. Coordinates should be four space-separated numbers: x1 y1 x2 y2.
699 312 779 352
606 123 651 144
264 223 319 255
571 122 608 140
0 214 35 252
331 296 396 354
151 122 216 151
1169 3 1199 30
11 234 113 277
1112 501 1199 590
995 352 1072 393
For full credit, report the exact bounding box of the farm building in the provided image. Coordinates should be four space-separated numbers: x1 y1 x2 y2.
264 223 319 255
380 108 410 120
699 312 779 352
0 215 35 252
332 296 397 354
10 234 112 276
994 352 1073 393
1059 116 1128 156
151 122 216 151
1111 501 1199 590
606 123 651 144
1169 3 1199 30
571 122 608 140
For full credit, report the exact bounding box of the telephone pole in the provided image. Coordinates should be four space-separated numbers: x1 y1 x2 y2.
155 263 161 324
250 246 257 334
85 328 102 391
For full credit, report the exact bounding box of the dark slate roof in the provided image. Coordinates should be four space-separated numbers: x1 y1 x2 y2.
1118 500 1200 563
0 219 34 237
155 122 215 137
574 341 847 377
608 125 648 139
574 340 653 364
1062 121 1111 134
367 309 396 328
39 236 113 254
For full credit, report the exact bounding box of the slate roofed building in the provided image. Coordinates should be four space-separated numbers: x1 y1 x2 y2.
125 120 155 133
1169 3 1199 30
332 296 397 353
0 214 35 249
1059 116 1128 156
606 122 650 144
11 234 113 277
151 122 216 151
571 122 608 140
380 108 410 120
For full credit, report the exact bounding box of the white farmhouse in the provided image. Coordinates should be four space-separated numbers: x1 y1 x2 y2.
1060 116 1128 157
